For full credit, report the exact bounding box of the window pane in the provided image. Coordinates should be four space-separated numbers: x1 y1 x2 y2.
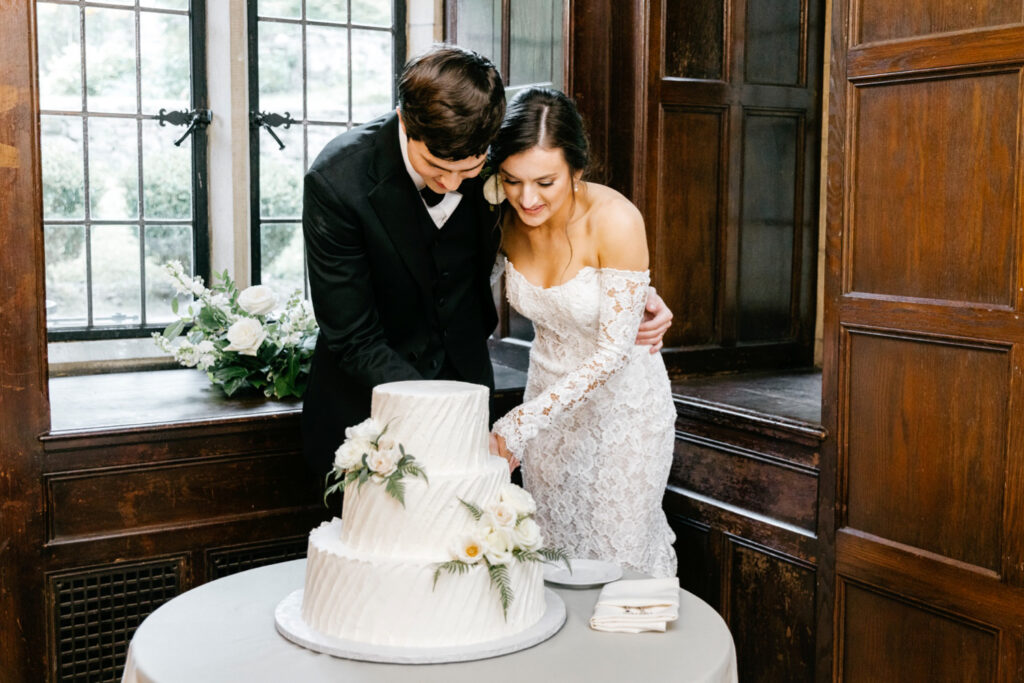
306 25 348 121
307 124 344 168
307 0 347 23
44 225 87 328
141 0 189 9
509 0 561 88
140 11 191 114
41 115 85 220
665 0 724 80
85 7 138 113
351 29 391 123
143 119 192 220
37 3 82 112
351 0 391 26
260 124 303 218
258 21 303 118
92 225 141 326
259 0 301 19
260 222 306 297
455 0 501 66
145 224 193 323
88 117 140 220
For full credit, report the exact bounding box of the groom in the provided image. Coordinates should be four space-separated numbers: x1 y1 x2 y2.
301 46 671 475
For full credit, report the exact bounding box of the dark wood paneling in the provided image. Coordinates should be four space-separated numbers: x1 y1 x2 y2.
855 0 1022 45
729 539 816 683
1 1 51 679
655 106 725 347
672 435 818 531
46 453 319 543
850 71 1019 306
669 514 717 606
663 0 726 80
840 580 999 683
845 331 1010 572
738 110 803 341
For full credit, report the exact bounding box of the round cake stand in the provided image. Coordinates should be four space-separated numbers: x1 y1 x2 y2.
274 588 567 664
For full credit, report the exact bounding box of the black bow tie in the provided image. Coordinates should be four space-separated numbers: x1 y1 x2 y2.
420 186 445 207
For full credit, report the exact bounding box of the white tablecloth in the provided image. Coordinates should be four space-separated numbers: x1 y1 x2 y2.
123 559 737 683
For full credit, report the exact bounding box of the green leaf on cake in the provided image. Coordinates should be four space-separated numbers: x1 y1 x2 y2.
458 498 485 521
432 560 471 589
537 546 573 574
385 474 406 507
488 562 513 619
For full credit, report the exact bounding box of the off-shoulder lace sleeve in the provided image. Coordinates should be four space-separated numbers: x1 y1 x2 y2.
492 268 650 459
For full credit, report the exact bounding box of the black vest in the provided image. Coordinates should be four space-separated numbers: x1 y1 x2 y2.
415 196 488 380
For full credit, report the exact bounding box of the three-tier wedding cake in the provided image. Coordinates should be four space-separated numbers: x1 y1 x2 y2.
300 380 549 647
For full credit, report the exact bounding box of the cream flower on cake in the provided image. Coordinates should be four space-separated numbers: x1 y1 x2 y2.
512 517 542 550
345 417 384 442
334 438 370 471
224 318 267 356
499 483 537 516
237 284 277 315
482 526 513 565
486 502 517 528
452 533 486 564
367 446 401 478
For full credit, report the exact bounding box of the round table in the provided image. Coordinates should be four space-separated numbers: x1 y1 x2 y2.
122 559 737 683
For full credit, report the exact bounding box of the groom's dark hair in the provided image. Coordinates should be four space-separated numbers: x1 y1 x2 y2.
398 45 505 161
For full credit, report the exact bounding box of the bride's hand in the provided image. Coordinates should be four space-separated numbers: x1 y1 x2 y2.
636 287 672 353
490 432 520 474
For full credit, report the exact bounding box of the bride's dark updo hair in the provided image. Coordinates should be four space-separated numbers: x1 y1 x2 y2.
488 88 589 175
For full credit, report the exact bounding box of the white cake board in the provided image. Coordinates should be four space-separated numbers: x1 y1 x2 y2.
274 588 566 664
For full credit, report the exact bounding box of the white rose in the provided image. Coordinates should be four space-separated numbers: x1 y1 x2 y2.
189 277 206 296
345 417 384 442
223 318 267 356
196 340 215 354
237 284 277 315
486 502 517 528
482 174 506 205
482 525 513 565
451 533 486 564
367 446 401 478
334 438 371 471
499 483 537 516
512 517 542 550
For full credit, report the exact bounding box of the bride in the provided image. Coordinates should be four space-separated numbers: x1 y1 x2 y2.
489 88 677 578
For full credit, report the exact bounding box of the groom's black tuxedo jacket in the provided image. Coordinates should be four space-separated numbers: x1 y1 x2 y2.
301 112 501 474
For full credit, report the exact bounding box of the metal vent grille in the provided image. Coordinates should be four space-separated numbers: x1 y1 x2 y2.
50 558 182 683
207 536 307 579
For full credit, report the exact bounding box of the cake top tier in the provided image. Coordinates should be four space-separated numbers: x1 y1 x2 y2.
370 380 491 472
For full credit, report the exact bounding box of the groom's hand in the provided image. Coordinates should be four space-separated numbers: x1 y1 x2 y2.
636 287 672 353
490 432 520 474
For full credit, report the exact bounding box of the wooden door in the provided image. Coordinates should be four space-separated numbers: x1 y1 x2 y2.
824 1 1024 680
643 0 824 374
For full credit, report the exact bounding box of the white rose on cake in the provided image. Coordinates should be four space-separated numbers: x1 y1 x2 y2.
499 483 537 516
368 446 401 478
345 417 384 443
237 284 277 315
512 517 542 550
334 438 370 471
486 502 518 528
224 318 267 356
482 526 513 565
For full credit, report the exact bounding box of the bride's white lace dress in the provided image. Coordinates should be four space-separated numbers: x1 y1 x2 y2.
492 259 678 578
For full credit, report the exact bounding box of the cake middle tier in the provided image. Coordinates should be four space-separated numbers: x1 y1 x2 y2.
340 455 510 560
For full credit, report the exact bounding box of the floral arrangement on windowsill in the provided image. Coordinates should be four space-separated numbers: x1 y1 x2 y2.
153 260 318 399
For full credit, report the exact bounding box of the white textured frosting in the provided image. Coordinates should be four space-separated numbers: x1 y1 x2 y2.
370 380 491 473
340 456 509 560
303 519 546 646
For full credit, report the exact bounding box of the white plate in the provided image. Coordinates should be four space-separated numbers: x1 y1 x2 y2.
275 588 566 664
544 559 622 588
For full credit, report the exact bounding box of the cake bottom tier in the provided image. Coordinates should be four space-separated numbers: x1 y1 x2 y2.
302 519 547 647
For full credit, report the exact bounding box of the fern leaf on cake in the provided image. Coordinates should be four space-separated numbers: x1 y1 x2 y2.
458 498 485 521
488 562 513 619
432 560 470 589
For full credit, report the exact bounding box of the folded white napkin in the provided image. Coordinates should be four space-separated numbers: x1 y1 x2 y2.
589 578 680 633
